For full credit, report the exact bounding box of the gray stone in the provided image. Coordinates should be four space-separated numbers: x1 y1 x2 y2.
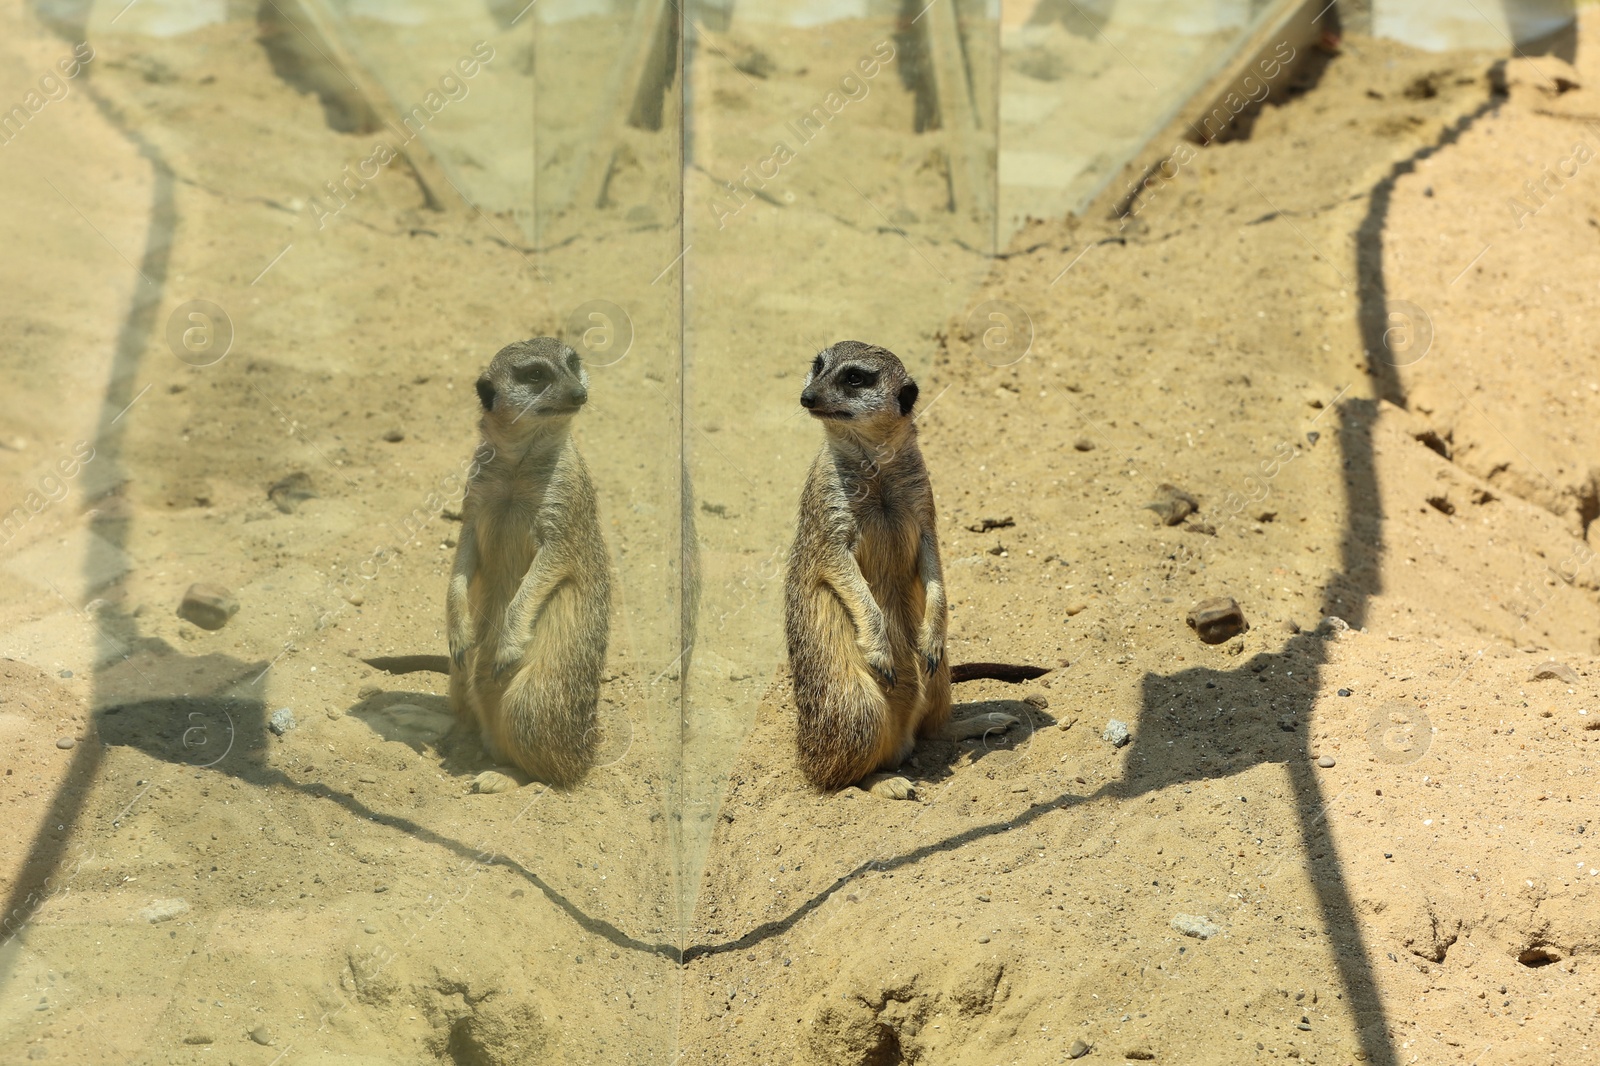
1146 483 1199 526
268 707 297 736
1316 755 1336 768
1103 719 1131 748
1529 661 1579 684
55 737 75 750
1069 1037 1091 1058
249 1026 275 1046
178 583 238 630
1171 913 1220 939
140 898 189 923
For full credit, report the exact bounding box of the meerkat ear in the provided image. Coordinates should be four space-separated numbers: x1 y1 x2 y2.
475 376 496 412
897 380 919 416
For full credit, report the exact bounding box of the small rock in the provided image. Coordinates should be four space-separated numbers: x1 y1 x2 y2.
268 707 297 735
1320 615 1351 635
382 428 405 442
1103 720 1131 748
357 773 378 784
178 583 239 631
1529 661 1579 685
1183 521 1217 536
1126 1049 1156 1062
1316 755 1336 768
976 934 990 944
182 1033 213 1046
140 898 190 923
1058 715 1078 731
1145 483 1199 526
55 737 75 750
357 684 382 699
249 1025 275 1046
58 669 73 679
1073 438 1096 452
1171 913 1219 939
1022 692 1049 711
976 892 991 902
1186 597 1248 644
267 471 317 514
1337 687 1352 697
1069 1037 1091 1058
1064 602 1088 617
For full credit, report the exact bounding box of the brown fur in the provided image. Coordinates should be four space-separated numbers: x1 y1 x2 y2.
446 338 611 789
784 342 954 793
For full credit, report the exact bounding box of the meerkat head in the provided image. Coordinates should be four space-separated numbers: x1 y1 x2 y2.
475 337 589 447
799 341 919 440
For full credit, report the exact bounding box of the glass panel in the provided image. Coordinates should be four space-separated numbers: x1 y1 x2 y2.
0 1 681 1061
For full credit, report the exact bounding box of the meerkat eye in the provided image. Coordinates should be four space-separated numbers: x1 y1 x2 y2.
517 364 550 386
567 352 580 372
811 354 825 377
840 368 875 389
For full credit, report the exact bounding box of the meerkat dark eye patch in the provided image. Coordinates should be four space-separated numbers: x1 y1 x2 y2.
475 376 496 411
515 363 550 386
811 354 825 377
840 367 877 389
897 381 918 415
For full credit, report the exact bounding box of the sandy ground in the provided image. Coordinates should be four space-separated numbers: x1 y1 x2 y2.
1 2 1599 1064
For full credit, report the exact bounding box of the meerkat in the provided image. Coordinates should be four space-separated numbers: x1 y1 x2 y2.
784 341 1017 799
446 338 611 792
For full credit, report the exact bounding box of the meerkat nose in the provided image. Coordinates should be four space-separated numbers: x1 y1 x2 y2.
800 391 818 409
567 385 588 406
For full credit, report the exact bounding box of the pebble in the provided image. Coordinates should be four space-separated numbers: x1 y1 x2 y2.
976 935 990 943
182 1033 214 1046
178 583 239 631
58 669 72 679
1529 661 1579 684
1069 1037 1091 1058
1064 602 1088 617
1059 716 1079 731
1337 688 1352 697
1171 913 1220 939
1187 597 1248 644
249 1026 275 1046
55 737 75 750
1073 438 1096 452
382 428 405 442
267 471 317 514
1145 483 1199 526
1126 1049 1156 1061
140 898 190 923
268 707 297 735
357 684 382 699
1320 615 1351 635
1022 692 1049 711
1103 720 1131 748
1316 755 1336 768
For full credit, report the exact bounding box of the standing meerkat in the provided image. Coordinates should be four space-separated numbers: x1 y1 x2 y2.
447 338 611 792
785 341 1017 799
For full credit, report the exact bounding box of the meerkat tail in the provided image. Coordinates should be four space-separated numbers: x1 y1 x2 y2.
950 662 1051 684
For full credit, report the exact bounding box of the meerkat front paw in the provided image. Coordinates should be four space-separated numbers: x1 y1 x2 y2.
945 712 1019 741
863 773 917 800
448 631 473 670
917 626 945 676
472 768 523 793
863 645 896 689
491 645 524 681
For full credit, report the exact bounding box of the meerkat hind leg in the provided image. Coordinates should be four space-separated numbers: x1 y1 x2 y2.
862 772 917 800
472 767 528 794
943 712 1019 741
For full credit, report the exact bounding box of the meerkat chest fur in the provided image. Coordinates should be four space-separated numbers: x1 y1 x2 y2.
829 441 928 591
467 446 571 598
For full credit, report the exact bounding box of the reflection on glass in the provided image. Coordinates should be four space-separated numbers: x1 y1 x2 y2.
1 1 679 1061
448 339 611 793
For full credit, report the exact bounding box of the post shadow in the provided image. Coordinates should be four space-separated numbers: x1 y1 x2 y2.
1122 58 1515 1066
